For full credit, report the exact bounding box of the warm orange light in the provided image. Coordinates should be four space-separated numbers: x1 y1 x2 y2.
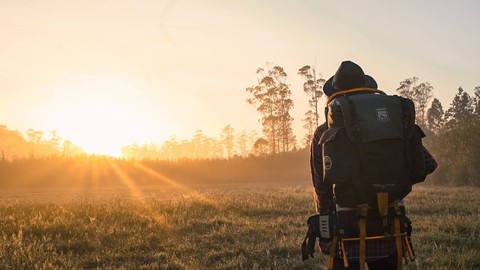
51 101 149 157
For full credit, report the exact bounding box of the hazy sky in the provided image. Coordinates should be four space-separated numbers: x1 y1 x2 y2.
1 0 479 155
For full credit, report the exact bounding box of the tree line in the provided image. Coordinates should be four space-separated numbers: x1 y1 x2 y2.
0 63 479 186
244 63 480 186
0 126 84 160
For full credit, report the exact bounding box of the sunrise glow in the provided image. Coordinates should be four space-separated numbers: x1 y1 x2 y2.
51 100 150 157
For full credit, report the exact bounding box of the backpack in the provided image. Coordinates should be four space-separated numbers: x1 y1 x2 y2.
321 89 426 208
318 88 425 269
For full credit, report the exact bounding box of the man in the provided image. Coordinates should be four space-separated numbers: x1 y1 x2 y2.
310 60 437 270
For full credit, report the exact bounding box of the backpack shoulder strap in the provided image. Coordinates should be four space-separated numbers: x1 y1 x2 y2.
326 87 386 104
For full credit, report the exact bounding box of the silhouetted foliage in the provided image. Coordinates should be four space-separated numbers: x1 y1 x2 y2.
426 121 480 186
397 77 418 101
121 127 260 160
444 87 475 131
221 125 235 159
393 82 480 186
418 86 479 186
474 86 480 117
0 75 478 188
246 64 296 154
297 65 325 148
426 98 444 135
396 77 433 128
0 125 83 160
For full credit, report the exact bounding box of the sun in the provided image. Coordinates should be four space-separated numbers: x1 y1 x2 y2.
51 102 149 157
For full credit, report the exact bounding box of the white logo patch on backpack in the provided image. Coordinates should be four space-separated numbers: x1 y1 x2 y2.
376 107 390 123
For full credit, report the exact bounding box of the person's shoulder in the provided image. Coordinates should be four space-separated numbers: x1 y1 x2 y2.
313 122 328 141
315 122 328 133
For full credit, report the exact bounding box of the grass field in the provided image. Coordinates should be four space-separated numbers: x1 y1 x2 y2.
1 182 479 270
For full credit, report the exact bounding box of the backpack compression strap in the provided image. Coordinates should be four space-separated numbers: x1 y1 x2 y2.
327 231 338 270
358 205 369 270
326 87 387 104
394 202 404 270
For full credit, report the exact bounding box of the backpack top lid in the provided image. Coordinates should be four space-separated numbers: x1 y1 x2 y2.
341 93 416 143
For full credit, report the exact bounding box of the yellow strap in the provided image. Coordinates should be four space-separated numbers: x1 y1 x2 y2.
342 234 392 241
359 206 368 270
327 235 338 270
377 192 389 233
341 240 349 268
404 234 416 261
377 192 389 217
394 204 404 270
326 87 386 104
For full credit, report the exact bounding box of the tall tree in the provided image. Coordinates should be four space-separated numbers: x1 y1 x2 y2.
426 98 444 134
397 77 434 127
444 87 475 130
298 65 325 127
220 124 235 159
26 129 44 144
236 130 249 157
413 82 434 127
474 86 480 119
246 64 295 154
302 110 317 148
159 136 180 160
192 130 208 159
252 138 269 156
276 67 296 152
396 77 418 100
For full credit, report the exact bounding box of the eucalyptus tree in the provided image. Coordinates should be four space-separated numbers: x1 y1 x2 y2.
413 82 434 127
220 124 235 159
396 77 433 127
396 77 418 101
297 65 325 127
246 64 295 154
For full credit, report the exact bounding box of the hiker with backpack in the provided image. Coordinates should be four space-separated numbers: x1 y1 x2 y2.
302 61 437 270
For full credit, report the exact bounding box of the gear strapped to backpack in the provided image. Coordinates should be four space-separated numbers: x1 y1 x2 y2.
310 88 425 270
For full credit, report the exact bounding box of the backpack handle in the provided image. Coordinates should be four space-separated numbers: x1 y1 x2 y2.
326 88 386 104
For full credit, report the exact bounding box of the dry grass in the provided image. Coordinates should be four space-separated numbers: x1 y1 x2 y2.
0 183 479 269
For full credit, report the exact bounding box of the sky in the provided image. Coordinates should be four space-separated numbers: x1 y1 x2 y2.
1 0 479 156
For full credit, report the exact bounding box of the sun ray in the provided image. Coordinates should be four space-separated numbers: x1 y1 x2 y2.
131 161 219 207
108 160 169 226
109 161 146 200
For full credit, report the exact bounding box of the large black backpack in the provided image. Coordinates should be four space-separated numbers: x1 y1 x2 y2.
314 89 425 269
321 89 426 208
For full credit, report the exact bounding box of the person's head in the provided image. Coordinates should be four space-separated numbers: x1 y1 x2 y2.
323 60 377 97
